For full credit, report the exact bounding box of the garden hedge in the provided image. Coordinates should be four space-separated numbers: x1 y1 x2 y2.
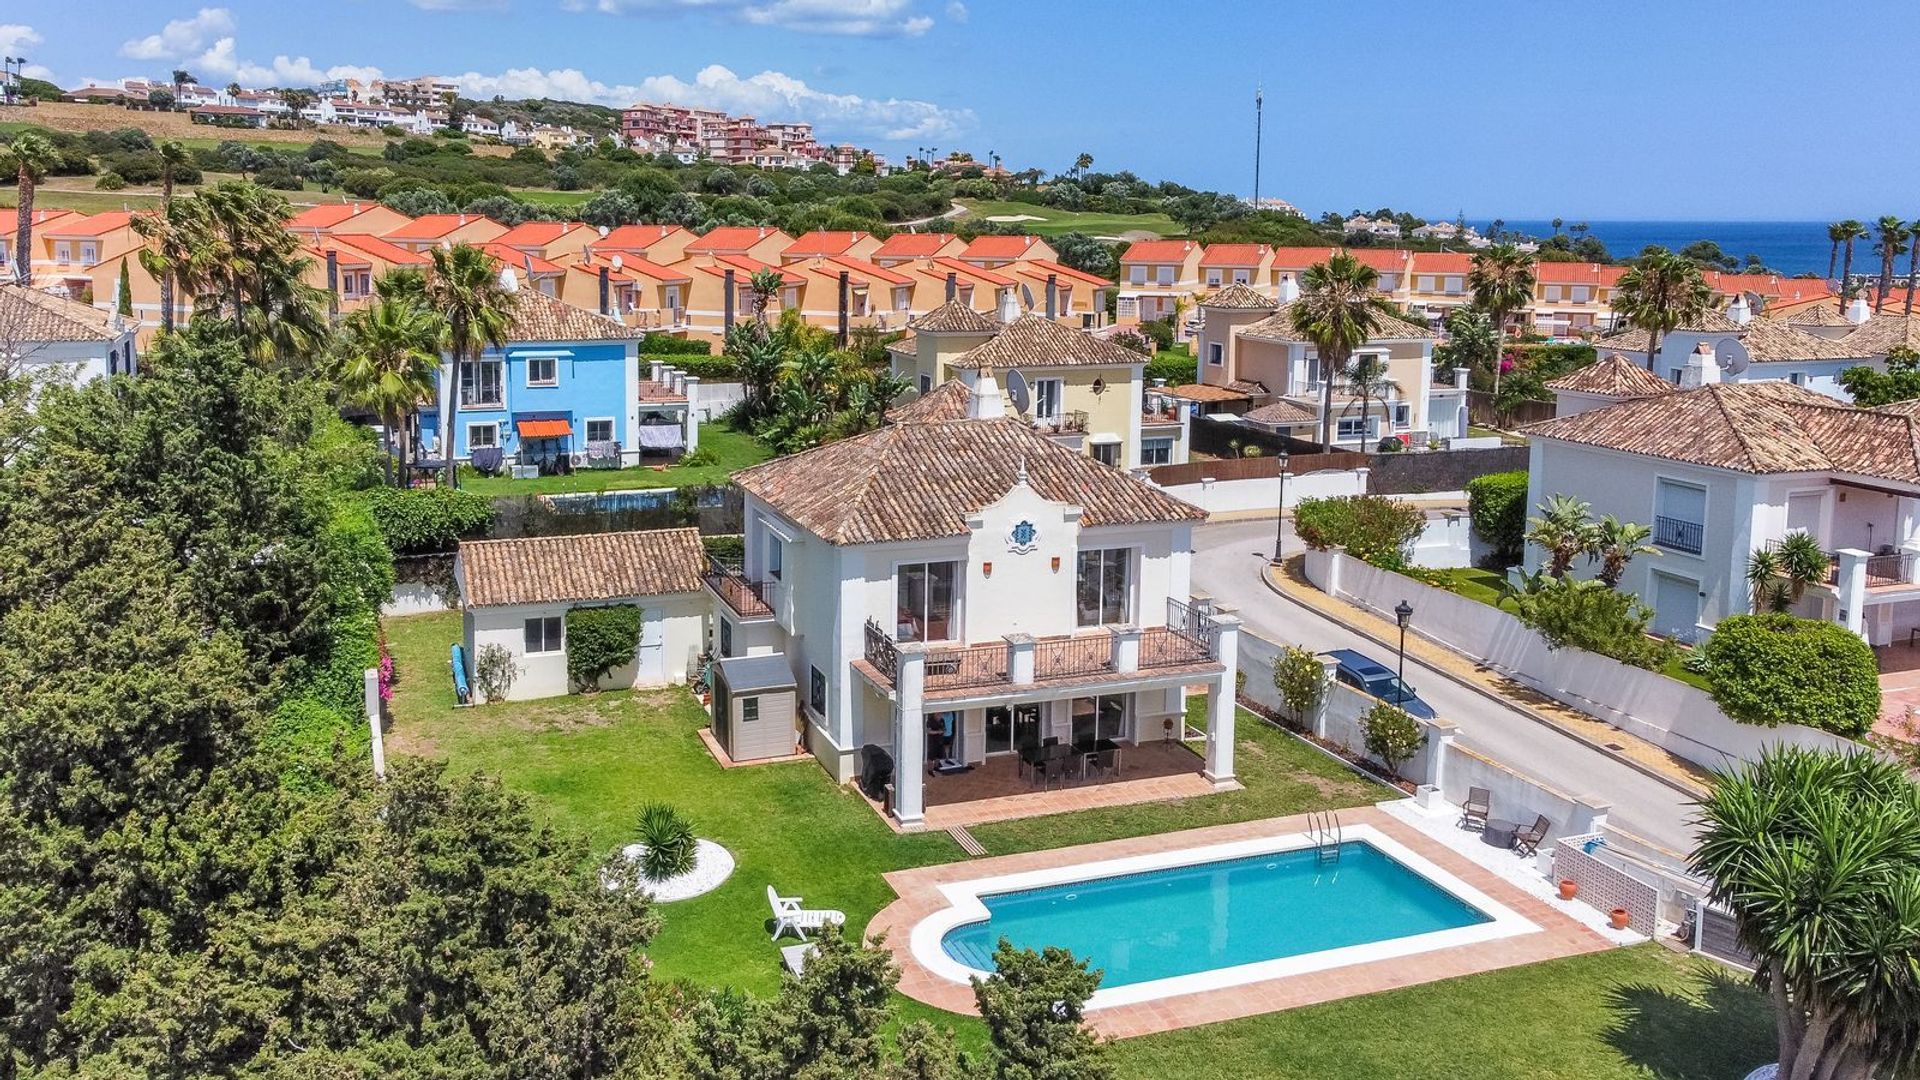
645 353 738 381
364 486 496 555
640 333 712 355
1466 470 1529 565
1697 614 1880 737
1292 495 1427 564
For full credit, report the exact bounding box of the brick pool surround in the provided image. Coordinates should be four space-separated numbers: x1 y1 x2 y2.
868 806 1614 1037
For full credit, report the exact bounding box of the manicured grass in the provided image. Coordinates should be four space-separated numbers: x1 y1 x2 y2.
518 189 596 207
957 199 1182 239
1111 945 1773 1080
1427 567 1714 690
456 427 773 496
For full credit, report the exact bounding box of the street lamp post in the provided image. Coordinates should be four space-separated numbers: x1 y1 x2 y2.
1394 599 1414 697
1270 449 1291 565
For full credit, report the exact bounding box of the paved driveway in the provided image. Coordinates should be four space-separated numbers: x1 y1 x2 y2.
1191 519 1702 856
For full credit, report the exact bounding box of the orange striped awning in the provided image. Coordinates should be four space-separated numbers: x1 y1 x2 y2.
516 418 572 438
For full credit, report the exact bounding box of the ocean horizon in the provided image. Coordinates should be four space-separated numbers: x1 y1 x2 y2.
1479 220 1837 278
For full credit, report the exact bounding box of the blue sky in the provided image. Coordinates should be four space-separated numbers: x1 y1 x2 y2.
6 0 1915 220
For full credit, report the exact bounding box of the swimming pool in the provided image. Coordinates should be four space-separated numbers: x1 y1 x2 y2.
910 825 1537 1008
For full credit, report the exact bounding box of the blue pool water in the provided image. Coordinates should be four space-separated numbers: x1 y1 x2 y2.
940 841 1489 988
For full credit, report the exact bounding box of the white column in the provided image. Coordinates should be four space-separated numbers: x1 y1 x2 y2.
1419 718 1457 793
1568 797 1612 836
1835 547 1870 640
892 644 927 827
625 347 642 467
1312 656 1339 739
682 375 701 454
364 667 386 780
1004 633 1035 684
1203 614 1241 788
1109 625 1142 673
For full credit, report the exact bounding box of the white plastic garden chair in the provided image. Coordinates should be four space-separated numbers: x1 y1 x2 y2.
767 885 846 941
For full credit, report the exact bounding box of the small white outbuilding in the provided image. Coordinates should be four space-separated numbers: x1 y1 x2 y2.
455 527 709 700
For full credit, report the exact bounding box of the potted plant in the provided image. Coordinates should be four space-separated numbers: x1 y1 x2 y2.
1608 907 1631 930
1558 879 1578 901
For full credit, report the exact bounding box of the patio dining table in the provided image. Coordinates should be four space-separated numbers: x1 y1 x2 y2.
1074 738 1125 779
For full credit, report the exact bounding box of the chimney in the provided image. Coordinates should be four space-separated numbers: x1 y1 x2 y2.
1045 274 1058 320
1848 296 1872 325
325 249 339 318
945 271 957 302
965 364 1005 419
724 267 736 332
997 286 1019 324
598 266 610 315
1276 272 1299 303
1682 340 1719 388
837 270 850 347
1727 294 1752 325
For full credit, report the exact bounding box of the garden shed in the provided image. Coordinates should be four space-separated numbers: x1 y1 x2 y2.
710 654 799 762
454 528 709 700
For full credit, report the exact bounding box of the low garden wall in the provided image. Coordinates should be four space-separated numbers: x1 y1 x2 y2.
1301 547 1857 770
1154 467 1365 517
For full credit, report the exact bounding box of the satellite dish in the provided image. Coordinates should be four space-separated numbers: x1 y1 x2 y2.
598 225 610 238
611 254 624 271
1003 368 1031 415
1719 337 1751 376
1019 283 1036 310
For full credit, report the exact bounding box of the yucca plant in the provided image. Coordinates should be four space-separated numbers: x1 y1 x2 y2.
635 803 698 882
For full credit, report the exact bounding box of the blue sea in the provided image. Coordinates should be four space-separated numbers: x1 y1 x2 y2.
1486 220 1835 276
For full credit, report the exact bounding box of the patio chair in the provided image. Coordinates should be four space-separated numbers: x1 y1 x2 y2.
1511 814 1552 857
1461 787 1492 831
767 885 846 942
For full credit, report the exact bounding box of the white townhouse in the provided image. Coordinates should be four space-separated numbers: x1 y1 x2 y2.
1522 380 1920 648
704 378 1242 827
0 284 140 386
1594 300 1877 400
1541 353 1677 418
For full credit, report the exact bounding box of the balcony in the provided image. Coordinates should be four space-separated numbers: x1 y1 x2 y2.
858 598 1225 700
1828 552 1915 589
1031 410 1089 436
703 557 775 619
1652 515 1703 555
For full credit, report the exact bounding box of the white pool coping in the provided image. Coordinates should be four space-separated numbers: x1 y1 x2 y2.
906 823 1541 1010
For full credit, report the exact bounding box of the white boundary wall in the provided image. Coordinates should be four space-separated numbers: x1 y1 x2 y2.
1301 547 1857 771
1154 468 1365 517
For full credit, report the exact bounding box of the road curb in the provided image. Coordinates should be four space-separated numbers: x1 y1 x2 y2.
1257 565 1709 801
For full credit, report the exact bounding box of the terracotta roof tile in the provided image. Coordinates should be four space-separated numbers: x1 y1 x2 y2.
1409 251 1474 274
1008 258 1111 288
506 289 642 342
1198 283 1277 310
1199 243 1271 268
1243 399 1319 425
732 418 1203 545
874 232 959 258
960 235 1047 260
1773 302 1856 327
45 211 137 237
686 226 789 254
459 527 705 606
1843 314 1920 355
1239 299 1437 341
287 203 382 230
885 380 976 423
1598 311 1866 362
1122 239 1200 263
1523 381 1920 481
319 232 429 265
1162 383 1250 403
0 284 120 342
383 214 501 240
909 300 1000 334
495 220 590 247
1543 354 1676 398
783 230 871 258
949 314 1146 370
597 224 687 250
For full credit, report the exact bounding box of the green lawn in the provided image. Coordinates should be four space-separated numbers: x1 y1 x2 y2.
456 427 773 496
1111 945 1772 1080
957 199 1182 239
1427 567 1712 690
518 189 596 207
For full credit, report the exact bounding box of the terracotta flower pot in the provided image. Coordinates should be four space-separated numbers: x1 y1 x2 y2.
1609 908 1631 930
1558 879 1579 901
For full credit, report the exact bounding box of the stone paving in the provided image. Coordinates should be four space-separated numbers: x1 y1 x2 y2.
866 805 1611 1038
861 743 1234 833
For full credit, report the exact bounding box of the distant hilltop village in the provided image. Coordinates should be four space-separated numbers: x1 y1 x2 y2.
42 71 934 174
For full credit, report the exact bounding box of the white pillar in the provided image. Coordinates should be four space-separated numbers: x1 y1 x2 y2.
1203 614 1241 788
1835 547 1870 640
1420 718 1457 792
682 375 701 454
649 358 665 383
892 644 927 827
1109 625 1142 673
1312 656 1340 739
1568 797 1612 836
364 667 386 780
1004 633 1035 684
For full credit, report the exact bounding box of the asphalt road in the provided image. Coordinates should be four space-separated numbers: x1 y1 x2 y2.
1191 519 1701 856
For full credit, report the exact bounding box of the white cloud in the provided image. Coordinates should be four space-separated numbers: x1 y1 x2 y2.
193 36 239 78
451 62 971 140
118 7 235 61
232 55 384 88
944 1 967 22
582 0 936 36
0 23 43 57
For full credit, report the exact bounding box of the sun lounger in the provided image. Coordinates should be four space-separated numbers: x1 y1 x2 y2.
768 885 846 941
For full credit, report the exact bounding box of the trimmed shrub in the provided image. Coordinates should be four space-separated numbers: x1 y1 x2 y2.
1697 614 1879 737
94 171 127 190
473 643 519 703
1511 577 1676 671
1273 644 1324 728
1144 353 1197 386
566 604 644 691
1292 495 1427 564
645 353 737 381
1466 470 1529 565
1138 318 1175 351
1361 702 1423 781
641 333 713 355
363 487 495 555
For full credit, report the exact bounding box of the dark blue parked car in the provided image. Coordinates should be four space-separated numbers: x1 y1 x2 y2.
1321 648 1438 720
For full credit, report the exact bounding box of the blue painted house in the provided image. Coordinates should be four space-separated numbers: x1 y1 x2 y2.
418 285 697 472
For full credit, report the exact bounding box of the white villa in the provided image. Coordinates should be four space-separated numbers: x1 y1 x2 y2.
706 373 1241 827
0 284 139 386
1594 299 1877 400
1523 380 1920 648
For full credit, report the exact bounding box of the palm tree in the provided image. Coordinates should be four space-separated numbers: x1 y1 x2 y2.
1874 215 1909 307
337 298 444 484
1074 152 1093 178
3 132 57 286
1466 244 1536 394
154 140 190 331
747 267 784 324
1744 534 1831 612
1526 494 1594 577
1835 219 1868 311
425 243 516 488
1827 221 1849 281
1691 747 1920 1080
1289 252 1390 447
1612 250 1712 371
1589 516 1658 587
1906 223 1920 316
1745 546 1786 612
1337 353 1400 448
170 69 193 106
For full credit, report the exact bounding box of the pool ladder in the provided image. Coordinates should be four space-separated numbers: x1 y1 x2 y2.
1308 811 1343 864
